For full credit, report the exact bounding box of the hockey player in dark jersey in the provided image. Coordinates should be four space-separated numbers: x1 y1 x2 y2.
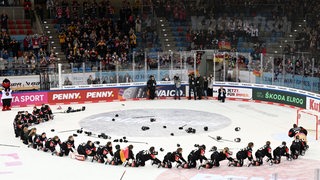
290 135 306 159
252 141 273 166
230 142 254 167
109 144 123 165
185 144 207 168
288 124 301 137
122 145 136 167
23 111 36 125
33 132 47 150
59 135 75 156
20 127 30 145
32 106 42 123
94 142 114 164
26 128 37 146
135 146 162 167
77 140 97 159
200 146 234 169
288 124 308 137
162 147 187 168
44 136 62 155
40 104 53 121
13 114 25 138
273 141 291 164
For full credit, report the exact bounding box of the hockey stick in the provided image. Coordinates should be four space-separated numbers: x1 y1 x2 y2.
221 138 234 143
126 140 148 144
53 111 66 114
132 116 155 119
208 135 239 143
208 135 220 142
179 124 187 130
82 131 112 140
0 144 20 148
120 170 126 180
58 128 81 133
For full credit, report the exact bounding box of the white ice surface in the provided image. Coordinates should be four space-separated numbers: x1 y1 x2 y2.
0 99 320 180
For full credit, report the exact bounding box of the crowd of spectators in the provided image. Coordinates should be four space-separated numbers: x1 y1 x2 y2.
50 0 159 72
0 26 53 76
292 0 320 55
0 0 56 77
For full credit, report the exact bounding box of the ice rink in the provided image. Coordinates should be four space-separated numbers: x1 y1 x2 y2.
1 99 320 180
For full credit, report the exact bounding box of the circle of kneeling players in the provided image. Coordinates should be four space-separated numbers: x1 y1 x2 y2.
13 107 309 169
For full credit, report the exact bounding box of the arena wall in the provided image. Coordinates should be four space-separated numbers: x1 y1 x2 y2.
1 81 320 112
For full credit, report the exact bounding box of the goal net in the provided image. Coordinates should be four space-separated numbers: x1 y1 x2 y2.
296 109 319 140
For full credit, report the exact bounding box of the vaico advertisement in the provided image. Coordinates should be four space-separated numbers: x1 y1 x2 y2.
212 86 252 99
48 88 119 104
0 91 47 106
118 85 187 99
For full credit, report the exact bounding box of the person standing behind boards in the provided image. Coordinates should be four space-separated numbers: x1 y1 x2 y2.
173 75 181 100
147 75 157 100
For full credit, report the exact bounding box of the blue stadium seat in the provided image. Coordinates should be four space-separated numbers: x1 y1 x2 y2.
72 68 78 73
85 67 92 72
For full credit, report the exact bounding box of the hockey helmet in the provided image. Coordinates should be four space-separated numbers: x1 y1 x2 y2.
248 142 254 148
282 141 286 146
200 144 206 150
115 144 120 150
149 146 155 152
266 141 271 146
210 146 217 152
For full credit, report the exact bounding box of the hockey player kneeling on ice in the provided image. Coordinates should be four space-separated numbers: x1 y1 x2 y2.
94 142 113 164
77 141 96 160
40 104 54 121
135 147 161 167
162 148 187 168
273 141 291 164
290 135 306 159
252 141 273 166
24 111 37 126
185 145 207 169
13 111 24 138
20 127 30 145
200 146 234 169
26 128 37 147
44 136 62 155
32 106 42 124
288 124 308 138
230 142 254 167
32 132 47 150
109 144 123 165
59 136 75 156
122 145 136 167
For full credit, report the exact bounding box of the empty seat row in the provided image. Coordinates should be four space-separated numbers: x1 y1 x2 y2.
9 29 33 35
8 19 31 25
